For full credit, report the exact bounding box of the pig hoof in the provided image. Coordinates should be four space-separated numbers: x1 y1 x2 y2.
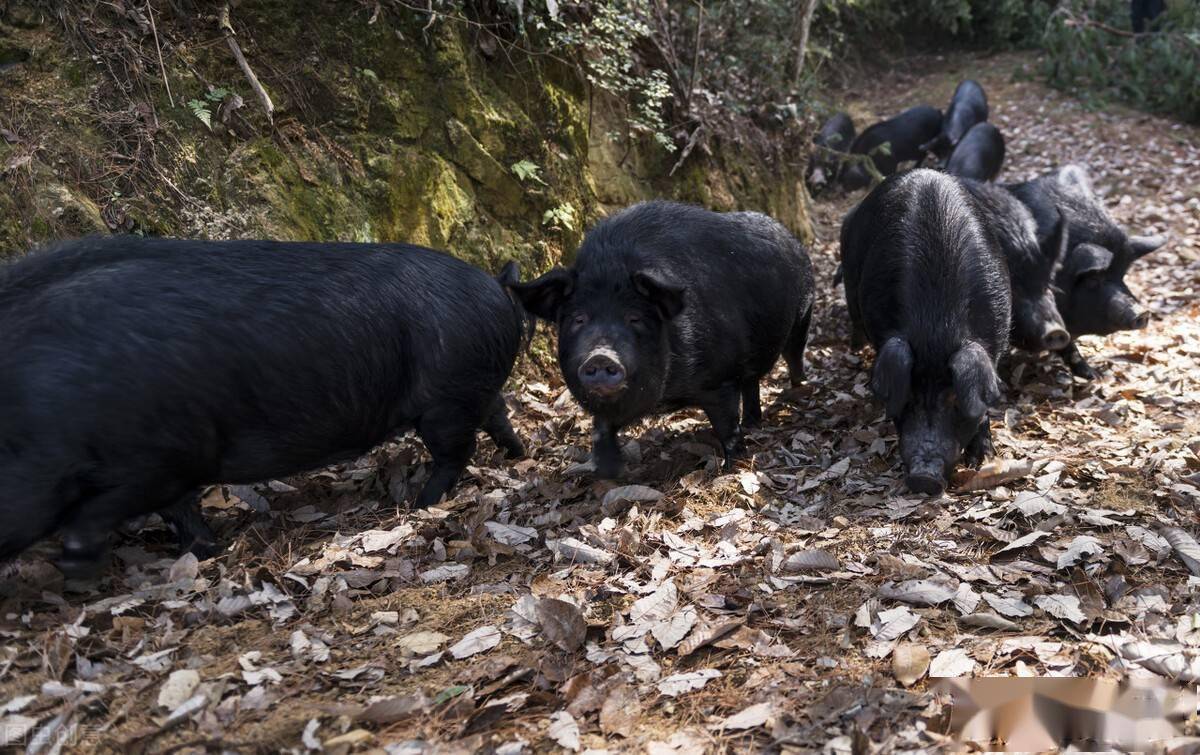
54 553 105 580
186 540 222 561
905 474 946 496
1071 363 1097 380
593 459 623 480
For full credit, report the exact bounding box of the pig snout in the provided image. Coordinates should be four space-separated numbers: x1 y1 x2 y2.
1041 324 1071 351
905 460 947 496
1108 297 1150 331
578 348 627 398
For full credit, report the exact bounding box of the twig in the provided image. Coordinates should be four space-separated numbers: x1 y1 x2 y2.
218 4 274 124
1062 14 1136 39
146 0 174 108
685 0 704 113
669 124 704 176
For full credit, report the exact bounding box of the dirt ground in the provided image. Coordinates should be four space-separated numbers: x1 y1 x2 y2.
1 52 1199 754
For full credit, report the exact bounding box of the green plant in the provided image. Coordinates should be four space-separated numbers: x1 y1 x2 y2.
542 202 577 231
187 99 213 130
511 159 546 184
1041 0 1200 124
187 86 236 131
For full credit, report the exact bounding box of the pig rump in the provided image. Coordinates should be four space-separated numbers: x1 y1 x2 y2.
0 237 526 571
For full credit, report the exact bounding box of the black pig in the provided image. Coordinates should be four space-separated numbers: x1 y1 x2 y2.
841 105 943 190
512 201 814 479
921 80 988 160
1007 165 1169 378
841 170 1011 495
945 122 1006 182
808 112 856 191
959 177 1070 353
0 237 527 573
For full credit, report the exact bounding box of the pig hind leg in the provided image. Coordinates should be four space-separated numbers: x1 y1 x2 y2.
783 303 814 386
702 382 745 469
481 394 526 459
741 380 763 428
57 476 195 577
159 492 221 559
414 407 479 508
962 419 995 469
0 471 65 562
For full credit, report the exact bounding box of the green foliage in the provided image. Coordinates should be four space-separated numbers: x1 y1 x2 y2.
187 99 212 130
815 0 1052 53
187 87 236 131
1042 0 1200 123
511 159 546 184
542 202 577 231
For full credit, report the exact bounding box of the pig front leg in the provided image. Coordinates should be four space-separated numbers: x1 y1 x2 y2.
592 419 624 479
1057 342 1097 380
962 418 995 469
703 382 745 469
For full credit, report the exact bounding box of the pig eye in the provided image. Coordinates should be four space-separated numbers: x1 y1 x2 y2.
626 313 642 325
571 313 589 327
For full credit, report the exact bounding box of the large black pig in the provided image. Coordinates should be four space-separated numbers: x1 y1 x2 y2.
512 201 814 479
945 122 1006 183
0 237 527 573
841 170 1011 495
1006 165 1169 378
959 177 1070 353
807 112 856 192
921 79 988 160
841 105 943 190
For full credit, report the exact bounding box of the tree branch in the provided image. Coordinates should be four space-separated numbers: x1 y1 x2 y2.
219 4 275 124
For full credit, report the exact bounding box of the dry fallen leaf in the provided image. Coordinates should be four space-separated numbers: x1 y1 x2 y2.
599 684 641 738
711 701 775 731
657 669 722 697
536 598 587 652
547 710 581 751
891 643 931 687
929 648 976 677
1161 527 1200 576
953 458 1038 491
449 626 502 659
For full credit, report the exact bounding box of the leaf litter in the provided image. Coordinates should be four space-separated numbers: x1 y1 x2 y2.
0 51 1198 753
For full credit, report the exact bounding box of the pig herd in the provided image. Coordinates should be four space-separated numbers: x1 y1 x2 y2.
0 82 1168 578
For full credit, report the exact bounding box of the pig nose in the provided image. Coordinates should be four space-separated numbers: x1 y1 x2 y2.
1042 326 1071 351
905 473 946 496
579 354 626 396
1131 310 1150 329
904 457 947 496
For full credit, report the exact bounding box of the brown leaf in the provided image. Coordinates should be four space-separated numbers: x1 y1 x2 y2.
678 618 743 657
952 458 1038 491
536 598 586 653
1161 527 1200 576
891 643 930 687
599 684 641 737
357 693 430 724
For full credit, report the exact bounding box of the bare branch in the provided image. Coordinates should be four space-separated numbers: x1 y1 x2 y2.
219 4 275 124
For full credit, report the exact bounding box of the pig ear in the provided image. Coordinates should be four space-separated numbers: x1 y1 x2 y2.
1129 233 1168 259
631 270 685 320
1063 243 1113 282
950 341 1002 423
1056 164 1093 196
870 337 913 420
509 267 575 322
1045 206 1070 264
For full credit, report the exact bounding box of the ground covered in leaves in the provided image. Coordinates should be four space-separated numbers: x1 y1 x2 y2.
1 53 1199 754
